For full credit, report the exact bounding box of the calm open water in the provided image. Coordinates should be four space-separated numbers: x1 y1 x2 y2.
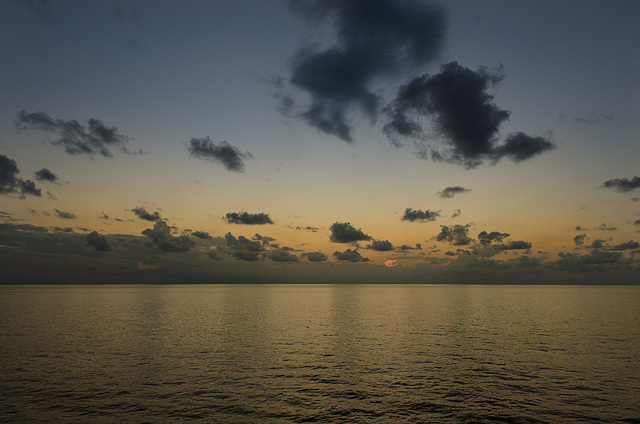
1 284 639 423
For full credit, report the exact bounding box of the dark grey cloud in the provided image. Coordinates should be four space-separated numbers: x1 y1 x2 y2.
554 250 627 272
329 222 371 243
252 233 276 244
55 209 76 219
15 111 136 157
367 239 394 251
333 248 369 262
302 251 328 262
224 212 274 225
401 208 440 222
601 176 640 193
611 241 639 251
588 239 606 249
494 132 556 163
224 232 265 261
384 62 554 167
294 225 320 232
207 249 222 261
478 231 509 245
131 207 161 222
34 168 59 183
573 233 587 247
264 250 299 263
397 243 421 250
451 209 461 218
435 224 472 245
142 221 195 252
634 219 640 227
598 223 617 231
191 231 212 240
0 155 42 198
188 137 252 172
439 186 470 199
85 231 111 251
286 0 447 142
493 240 532 251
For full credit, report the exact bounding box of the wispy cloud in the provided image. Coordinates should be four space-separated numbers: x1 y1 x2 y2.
438 186 470 199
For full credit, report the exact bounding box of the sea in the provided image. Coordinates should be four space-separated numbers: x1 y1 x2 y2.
1 284 639 423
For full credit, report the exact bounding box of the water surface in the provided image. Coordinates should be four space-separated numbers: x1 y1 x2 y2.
1 284 639 423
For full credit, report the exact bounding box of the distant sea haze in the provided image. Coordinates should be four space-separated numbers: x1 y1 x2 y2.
1 284 639 423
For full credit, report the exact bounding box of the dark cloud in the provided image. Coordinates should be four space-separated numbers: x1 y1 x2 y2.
333 248 369 262
188 137 252 172
131 207 161 222
494 132 556 163
302 251 328 262
634 220 640 227
85 231 111 251
598 223 617 231
573 233 587 247
252 233 276 244
224 212 274 225
401 208 440 222
367 239 394 251
15 111 136 157
191 231 212 240
588 239 606 249
55 209 76 219
34 168 59 183
478 231 510 245
493 240 532 251
264 250 299 263
554 250 627 272
294 225 320 232
286 0 447 142
384 62 554 167
611 241 639 251
142 221 195 252
438 186 470 199
451 209 461 218
601 176 640 193
207 249 222 261
397 243 421 250
329 222 371 243
224 232 265 261
0 155 42 198
435 224 472 245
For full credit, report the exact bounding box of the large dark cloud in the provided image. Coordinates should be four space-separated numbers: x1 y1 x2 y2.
329 222 371 243
401 208 440 222
302 251 328 262
34 168 59 183
142 221 195 253
15 111 136 157
601 176 640 193
132 207 161 222
224 212 274 225
286 0 447 142
0 155 42 198
188 137 252 172
333 248 369 262
85 231 111 251
435 224 472 246
384 62 554 167
438 186 470 199
611 241 639 251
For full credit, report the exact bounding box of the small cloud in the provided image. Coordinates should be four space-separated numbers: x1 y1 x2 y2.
598 223 617 231
401 208 440 222
302 251 328 262
187 137 252 172
224 212 274 225
478 231 509 245
451 209 461 218
438 186 470 199
34 168 59 183
0 154 42 198
367 240 394 251
435 224 472 246
191 230 212 239
573 234 587 247
333 249 369 263
15 111 137 157
329 222 371 243
131 207 161 221
54 209 76 219
601 176 640 193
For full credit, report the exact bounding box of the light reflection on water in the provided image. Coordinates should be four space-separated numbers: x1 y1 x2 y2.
1 284 639 423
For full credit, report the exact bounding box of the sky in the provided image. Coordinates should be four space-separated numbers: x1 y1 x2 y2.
1 0 639 284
